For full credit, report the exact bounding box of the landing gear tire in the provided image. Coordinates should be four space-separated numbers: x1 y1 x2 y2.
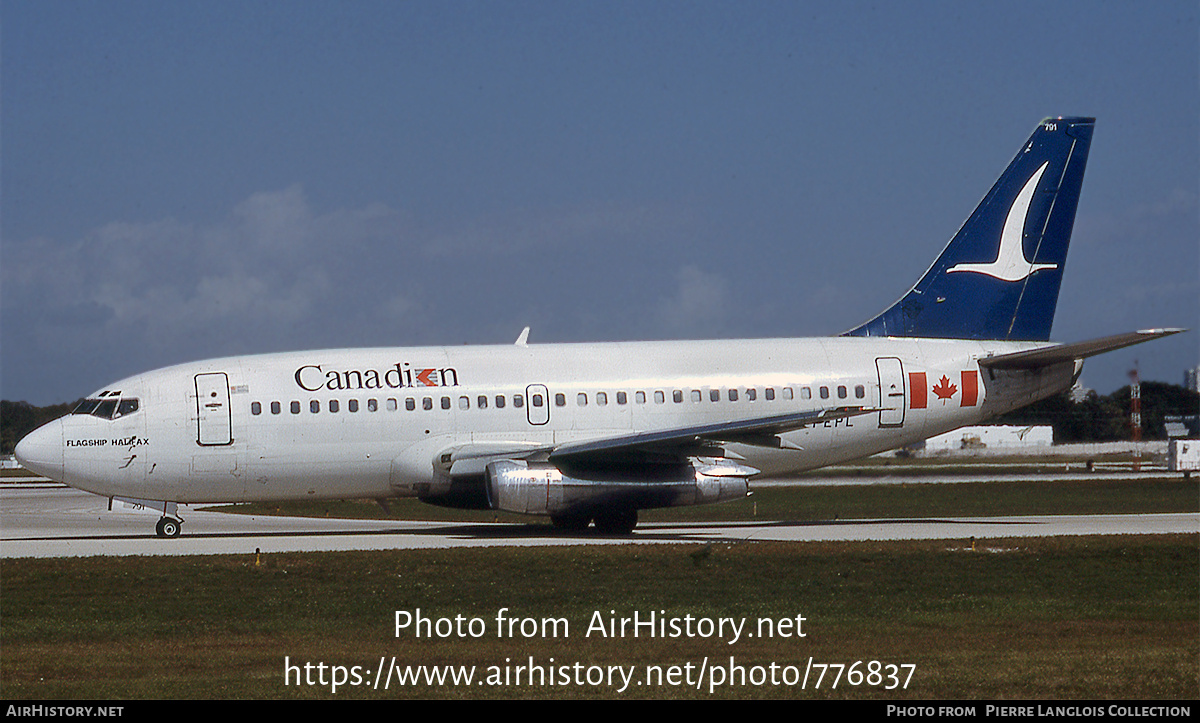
593 509 637 535
155 517 182 538
551 514 591 532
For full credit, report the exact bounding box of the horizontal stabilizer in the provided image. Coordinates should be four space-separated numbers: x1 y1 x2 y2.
978 328 1185 370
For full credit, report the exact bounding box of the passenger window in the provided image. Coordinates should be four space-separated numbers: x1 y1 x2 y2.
478 395 489 409
855 385 865 399
838 386 847 399
654 391 665 404
691 390 701 402
616 391 627 405
820 387 829 399
387 398 397 411
635 391 646 404
597 392 607 406
271 401 281 415
422 397 432 410
672 390 682 403
496 395 506 409
310 400 320 413
513 395 524 408
801 387 812 400
291 401 301 414
441 397 451 410
783 387 793 400
350 399 359 412
329 400 339 412
459 396 469 410
710 389 720 402
577 393 588 406
367 399 376 412
532 394 543 407
765 388 775 401
405 398 416 411
251 402 262 416
747 388 757 401
728 389 738 402
555 393 566 407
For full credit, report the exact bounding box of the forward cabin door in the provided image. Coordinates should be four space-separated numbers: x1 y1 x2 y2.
195 372 233 445
875 358 906 428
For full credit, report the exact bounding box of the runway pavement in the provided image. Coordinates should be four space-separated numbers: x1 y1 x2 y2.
3 480 1196 558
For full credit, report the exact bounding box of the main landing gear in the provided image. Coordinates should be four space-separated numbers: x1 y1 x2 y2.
551 508 638 535
155 516 183 538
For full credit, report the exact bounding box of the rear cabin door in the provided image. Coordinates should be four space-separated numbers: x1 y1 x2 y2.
875 358 906 428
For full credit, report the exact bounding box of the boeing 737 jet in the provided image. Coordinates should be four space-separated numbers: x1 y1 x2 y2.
15 117 1182 537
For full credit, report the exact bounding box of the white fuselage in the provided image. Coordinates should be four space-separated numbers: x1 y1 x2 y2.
41 336 1075 506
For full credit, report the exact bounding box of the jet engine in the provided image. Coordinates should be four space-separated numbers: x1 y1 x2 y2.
484 458 754 532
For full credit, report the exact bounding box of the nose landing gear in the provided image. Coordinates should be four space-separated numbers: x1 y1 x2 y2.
155 516 182 538
110 496 184 539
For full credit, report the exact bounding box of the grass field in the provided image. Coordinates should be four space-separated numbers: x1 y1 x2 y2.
2 538 1196 698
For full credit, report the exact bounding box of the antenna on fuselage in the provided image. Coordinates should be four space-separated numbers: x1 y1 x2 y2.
515 326 531 347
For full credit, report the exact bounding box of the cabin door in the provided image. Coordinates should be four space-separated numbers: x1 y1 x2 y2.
526 384 550 425
195 372 233 445
875 358 906 428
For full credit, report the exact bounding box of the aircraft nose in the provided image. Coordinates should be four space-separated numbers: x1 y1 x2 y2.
15 420 64 482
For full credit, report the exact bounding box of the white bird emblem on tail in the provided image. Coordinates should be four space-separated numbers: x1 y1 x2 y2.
947 161 1057 282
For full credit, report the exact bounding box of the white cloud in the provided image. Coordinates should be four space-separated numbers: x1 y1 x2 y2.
421 201 690 258
654 264 730 336
2 187 411 365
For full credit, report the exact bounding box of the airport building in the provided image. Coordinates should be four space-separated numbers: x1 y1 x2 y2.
920 425 1054 452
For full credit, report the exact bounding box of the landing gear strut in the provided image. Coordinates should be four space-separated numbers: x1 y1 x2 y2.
593 509 638 535
550 509 639 534
155 516 182 538
550 513 591 532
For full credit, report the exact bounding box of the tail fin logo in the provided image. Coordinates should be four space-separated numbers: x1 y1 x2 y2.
947 161 1057 282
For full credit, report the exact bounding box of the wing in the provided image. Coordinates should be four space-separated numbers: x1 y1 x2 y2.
440 405 880 478
551 406 879 462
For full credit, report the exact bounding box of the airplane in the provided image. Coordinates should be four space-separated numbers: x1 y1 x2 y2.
15 116 1183 538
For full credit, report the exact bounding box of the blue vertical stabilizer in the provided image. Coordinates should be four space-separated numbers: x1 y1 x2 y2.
844 117 1094 341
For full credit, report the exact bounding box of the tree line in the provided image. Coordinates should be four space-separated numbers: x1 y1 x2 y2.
2 400 82 456
992 382 1198 443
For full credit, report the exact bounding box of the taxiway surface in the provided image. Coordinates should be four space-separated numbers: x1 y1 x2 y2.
3 480 1196 558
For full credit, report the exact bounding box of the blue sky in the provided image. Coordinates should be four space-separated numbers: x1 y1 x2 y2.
3 1 1197 405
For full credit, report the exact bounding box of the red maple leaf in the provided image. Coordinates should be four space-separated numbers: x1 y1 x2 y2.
932 375 957 401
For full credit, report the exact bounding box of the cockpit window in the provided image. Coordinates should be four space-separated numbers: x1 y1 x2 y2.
71 397 141 420
72 399 101 415
93 400 118 419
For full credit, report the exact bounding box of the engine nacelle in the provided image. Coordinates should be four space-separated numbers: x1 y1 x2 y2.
484 458 752 516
